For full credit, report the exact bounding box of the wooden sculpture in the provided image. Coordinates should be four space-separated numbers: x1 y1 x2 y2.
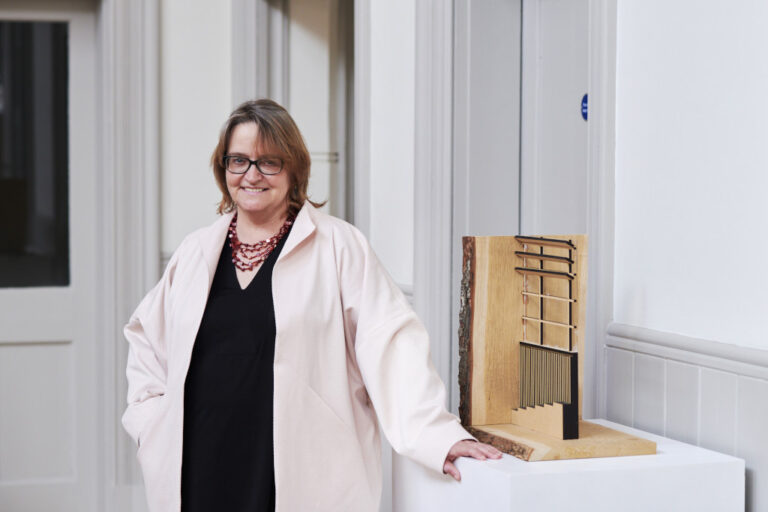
458 235 656 461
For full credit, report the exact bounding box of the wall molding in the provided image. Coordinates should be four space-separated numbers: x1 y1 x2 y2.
586 0 617 419
97 0 161 510
352 0 371 236
607 322 768 381
413 0 453 389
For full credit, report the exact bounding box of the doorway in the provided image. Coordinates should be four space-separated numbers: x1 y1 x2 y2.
0 3 101 511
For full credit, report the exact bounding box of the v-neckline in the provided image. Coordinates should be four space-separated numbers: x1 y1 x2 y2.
226 224 291 292
234 264 262 291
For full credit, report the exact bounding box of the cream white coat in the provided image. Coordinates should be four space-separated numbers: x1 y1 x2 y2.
121 203 471 512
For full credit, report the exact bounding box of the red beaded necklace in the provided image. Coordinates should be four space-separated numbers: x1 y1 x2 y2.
228 212 294 271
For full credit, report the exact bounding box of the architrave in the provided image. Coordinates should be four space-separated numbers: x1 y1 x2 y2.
352 0 370 235
586 0 618 419
413 0 454 390
95 0 161 510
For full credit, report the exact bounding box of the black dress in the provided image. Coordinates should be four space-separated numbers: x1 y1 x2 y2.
181 229 290 512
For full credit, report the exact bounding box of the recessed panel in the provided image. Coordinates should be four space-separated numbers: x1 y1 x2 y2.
605 347 633 426
0 342 74 482
664 361 699 445
700 368 737 455
737 376 768 511
633 354 665 435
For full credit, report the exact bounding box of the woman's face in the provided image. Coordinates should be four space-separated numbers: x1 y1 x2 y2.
225 122 291 222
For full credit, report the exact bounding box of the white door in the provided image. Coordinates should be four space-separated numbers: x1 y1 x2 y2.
520 0 590 234
0 4 100 511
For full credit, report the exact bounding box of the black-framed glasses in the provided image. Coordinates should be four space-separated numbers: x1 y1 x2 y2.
223 155 284 175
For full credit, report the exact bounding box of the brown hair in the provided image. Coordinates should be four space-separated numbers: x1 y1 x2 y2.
211 98 324 218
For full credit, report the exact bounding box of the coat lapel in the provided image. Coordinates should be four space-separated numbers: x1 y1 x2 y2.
197 212 234 288
277 203 317 264
173 212 233 387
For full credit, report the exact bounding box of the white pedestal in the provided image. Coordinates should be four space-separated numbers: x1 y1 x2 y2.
392 420 744 512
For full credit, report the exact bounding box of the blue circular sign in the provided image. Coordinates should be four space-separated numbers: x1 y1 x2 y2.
581 94 588 121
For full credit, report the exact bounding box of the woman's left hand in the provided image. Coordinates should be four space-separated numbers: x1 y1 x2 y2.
443 440 503 481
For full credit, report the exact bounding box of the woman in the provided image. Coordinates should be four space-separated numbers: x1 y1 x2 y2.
122 99 501 512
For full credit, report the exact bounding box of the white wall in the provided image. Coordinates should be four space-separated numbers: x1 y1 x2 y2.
614 0 768 350
160 0 232 254
367 0 415 288
611 2 768 509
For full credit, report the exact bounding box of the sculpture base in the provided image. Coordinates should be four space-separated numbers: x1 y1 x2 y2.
467 420 656 461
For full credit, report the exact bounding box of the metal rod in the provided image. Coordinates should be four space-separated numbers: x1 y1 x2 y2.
515 267 575 280
522 316 576 329
522 246 528 342
569 247 573 351
539 246 544 346
514 251 574 265
522 291 576 303
514 235 576 250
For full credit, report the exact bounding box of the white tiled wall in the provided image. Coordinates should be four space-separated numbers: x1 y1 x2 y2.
632 354 664 434
664 361 698 446
606 325 768 511
737 377 768 512
699 369 737 456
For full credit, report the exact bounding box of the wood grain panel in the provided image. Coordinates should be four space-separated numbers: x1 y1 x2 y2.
468 237 520 425
471 421 656 462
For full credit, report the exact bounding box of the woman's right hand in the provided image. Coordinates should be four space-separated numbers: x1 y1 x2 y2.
442 439 503 481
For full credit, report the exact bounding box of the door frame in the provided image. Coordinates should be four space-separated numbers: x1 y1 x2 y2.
413 0 454 397
0 5 100 511
585 0 617 420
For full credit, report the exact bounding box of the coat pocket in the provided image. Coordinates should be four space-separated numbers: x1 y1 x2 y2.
136 395 167 457
122 394 166 447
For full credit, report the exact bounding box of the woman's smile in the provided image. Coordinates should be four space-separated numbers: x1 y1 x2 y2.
241 186 269 194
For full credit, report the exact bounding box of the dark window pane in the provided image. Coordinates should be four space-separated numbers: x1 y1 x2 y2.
0 21 69 287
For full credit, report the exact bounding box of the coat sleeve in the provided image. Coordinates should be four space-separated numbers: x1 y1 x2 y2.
337 225 473 475
120 246 181 446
